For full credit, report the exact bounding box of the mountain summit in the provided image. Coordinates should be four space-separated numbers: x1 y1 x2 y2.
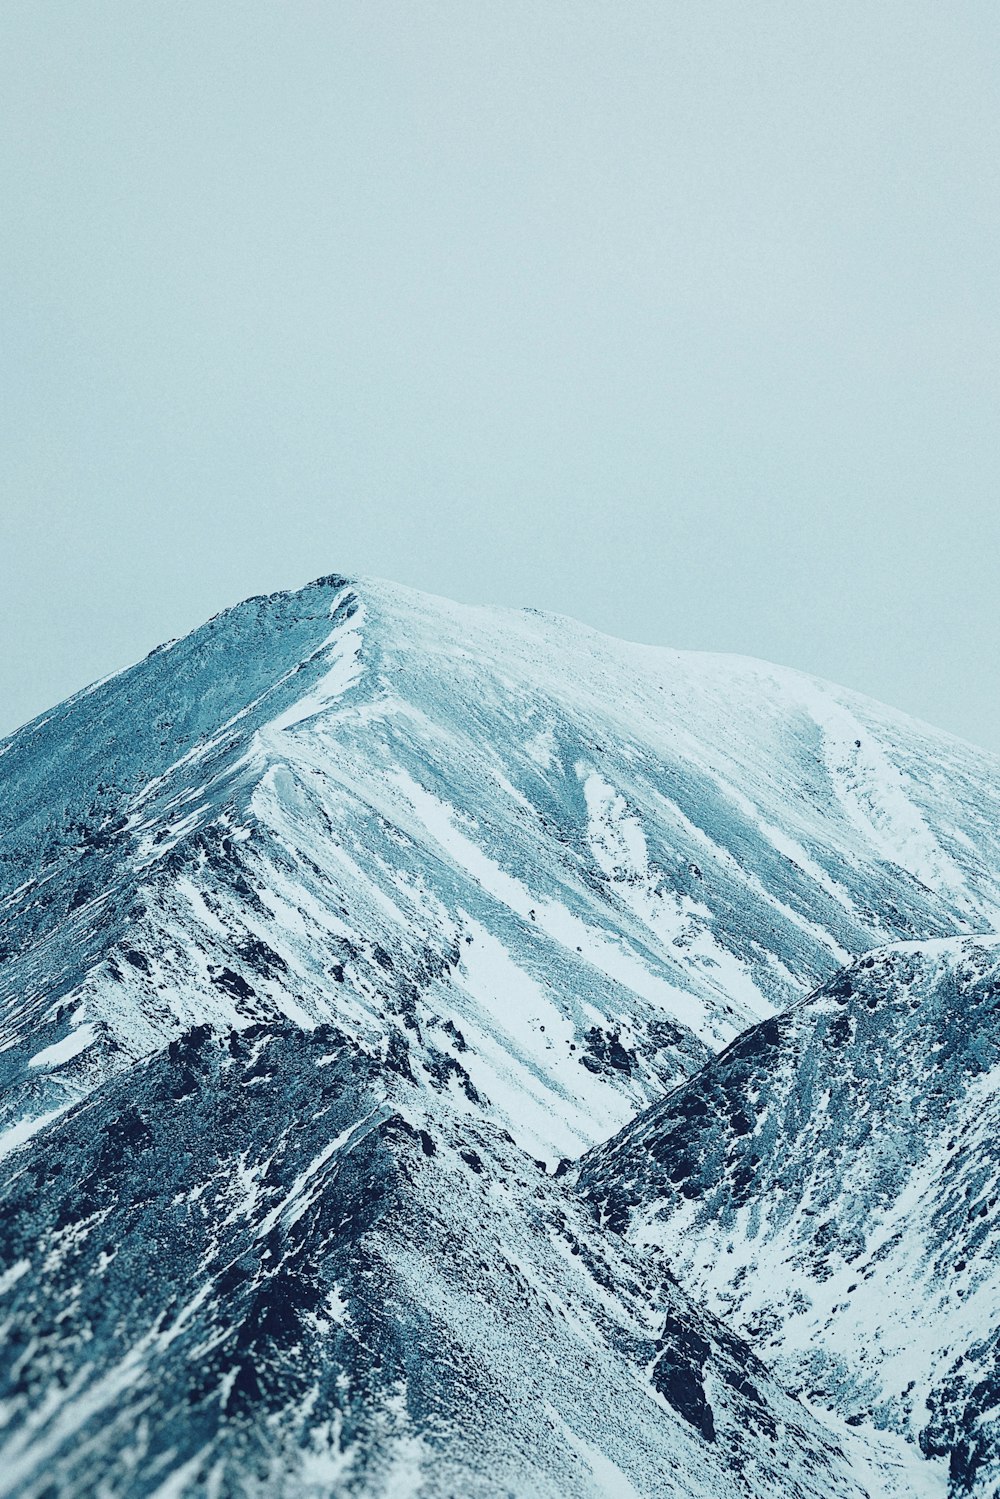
2 574 998 1496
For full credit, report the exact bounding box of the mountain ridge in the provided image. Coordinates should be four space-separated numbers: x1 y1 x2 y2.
578 933 1000 1495
2 572 998 1495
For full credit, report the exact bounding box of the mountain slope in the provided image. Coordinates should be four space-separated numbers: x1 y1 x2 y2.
0 1017 877 1499
578 937 1000 1496
2 572 1000 1495
5 573 1000 1166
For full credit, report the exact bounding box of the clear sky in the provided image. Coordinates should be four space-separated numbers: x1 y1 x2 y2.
2 3 998 749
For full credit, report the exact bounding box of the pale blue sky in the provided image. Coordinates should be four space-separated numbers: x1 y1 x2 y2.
2 4 998 747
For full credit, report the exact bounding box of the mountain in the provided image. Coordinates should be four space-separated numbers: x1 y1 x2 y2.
578 935 1000 1497
0 1014 879 1499
1 572 999 1495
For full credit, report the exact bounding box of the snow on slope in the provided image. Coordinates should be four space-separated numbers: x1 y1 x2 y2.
4 572 1000 1166
578 937 1000 1497
3 572 1000 1495
0 1020 873 1499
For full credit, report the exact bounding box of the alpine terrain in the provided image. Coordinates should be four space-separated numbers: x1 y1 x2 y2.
2 572 999 1497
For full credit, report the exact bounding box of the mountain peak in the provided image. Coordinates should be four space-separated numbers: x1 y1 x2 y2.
2 574 999 1494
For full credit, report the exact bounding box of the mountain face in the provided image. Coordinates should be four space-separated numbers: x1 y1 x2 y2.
578 936 1000 1496
1 573 999 1496
0 1018 873 1499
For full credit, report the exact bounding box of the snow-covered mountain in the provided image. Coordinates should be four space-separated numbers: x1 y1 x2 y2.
2 572 999 1495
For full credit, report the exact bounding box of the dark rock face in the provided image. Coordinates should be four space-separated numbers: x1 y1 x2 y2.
0 1023 398 1495
652 1314 717 1441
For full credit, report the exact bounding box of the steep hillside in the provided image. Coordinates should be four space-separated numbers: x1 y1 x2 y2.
4 573 1000 1168
578 937 1000 1496
0 1017 875 1499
